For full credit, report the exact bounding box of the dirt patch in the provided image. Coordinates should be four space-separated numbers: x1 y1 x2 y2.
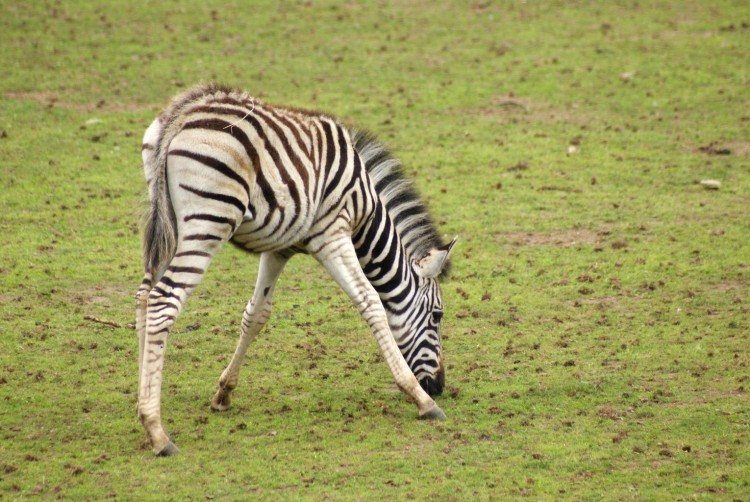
495 229 600 247
574 295 621 307
69 282 134 307
469 94 592 126
723 141 750 158
695 140 750 158
714 281 749 294
4 91 156 113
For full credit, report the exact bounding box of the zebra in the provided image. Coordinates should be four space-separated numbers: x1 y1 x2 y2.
136 83 457 456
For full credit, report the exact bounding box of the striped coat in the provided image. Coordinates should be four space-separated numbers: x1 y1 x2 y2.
136 84 455 455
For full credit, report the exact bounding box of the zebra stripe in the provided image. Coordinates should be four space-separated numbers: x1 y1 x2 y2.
135 83 456 455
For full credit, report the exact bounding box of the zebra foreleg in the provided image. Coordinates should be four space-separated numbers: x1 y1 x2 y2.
313 234 446 420
211 251 289 411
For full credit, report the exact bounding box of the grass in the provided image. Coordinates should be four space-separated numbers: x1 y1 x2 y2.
1 0 749 499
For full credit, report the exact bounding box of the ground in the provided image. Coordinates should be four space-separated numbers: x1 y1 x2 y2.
1 0 749 499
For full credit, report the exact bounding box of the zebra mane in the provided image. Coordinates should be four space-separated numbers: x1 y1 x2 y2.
351 129 450 276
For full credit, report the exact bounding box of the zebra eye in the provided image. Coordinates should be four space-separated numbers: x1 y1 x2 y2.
432 311 443 324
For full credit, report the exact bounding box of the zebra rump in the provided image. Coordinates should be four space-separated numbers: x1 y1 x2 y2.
140 84 236 279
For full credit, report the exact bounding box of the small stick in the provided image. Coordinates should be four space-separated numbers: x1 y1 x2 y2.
83 315 135 329
496 100 529 112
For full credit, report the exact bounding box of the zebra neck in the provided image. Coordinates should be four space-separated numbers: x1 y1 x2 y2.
354 202 418 320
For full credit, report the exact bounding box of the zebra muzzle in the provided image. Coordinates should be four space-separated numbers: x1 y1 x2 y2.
419 368 445 397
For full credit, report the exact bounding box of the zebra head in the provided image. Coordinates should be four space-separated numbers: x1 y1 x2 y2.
401 238 457 397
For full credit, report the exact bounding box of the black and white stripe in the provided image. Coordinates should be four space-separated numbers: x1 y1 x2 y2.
135 84 456 455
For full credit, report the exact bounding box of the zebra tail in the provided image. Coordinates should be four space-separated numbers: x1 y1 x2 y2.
141 121 177 281
142 183 176 280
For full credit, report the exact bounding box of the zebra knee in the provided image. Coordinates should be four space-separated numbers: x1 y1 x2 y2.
145 287 183 333
136 275 152 303
147 279 184 306
242 300 273 330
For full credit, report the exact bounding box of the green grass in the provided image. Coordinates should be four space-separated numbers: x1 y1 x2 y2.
1 0 749 499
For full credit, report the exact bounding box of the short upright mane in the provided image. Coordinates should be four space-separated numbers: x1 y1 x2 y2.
351 130 449 273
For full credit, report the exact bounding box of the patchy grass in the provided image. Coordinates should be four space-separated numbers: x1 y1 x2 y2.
1 0 749 499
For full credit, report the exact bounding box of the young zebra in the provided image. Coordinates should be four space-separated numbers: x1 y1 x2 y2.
136 83 456 456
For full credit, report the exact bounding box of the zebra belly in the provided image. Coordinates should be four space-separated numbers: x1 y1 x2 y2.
230 210 310 252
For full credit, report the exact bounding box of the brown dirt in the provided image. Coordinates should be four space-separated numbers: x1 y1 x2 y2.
469 94 593 126
4 91 157 113
724 141 750 158
495 229 600 247
695 140 750 158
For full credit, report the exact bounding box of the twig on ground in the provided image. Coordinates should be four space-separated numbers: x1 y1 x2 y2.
83 315 135 329
495 100 529 113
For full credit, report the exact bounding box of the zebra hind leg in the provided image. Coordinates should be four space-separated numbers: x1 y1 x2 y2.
137 238 226 456
135 273 152 414
211 251 290 411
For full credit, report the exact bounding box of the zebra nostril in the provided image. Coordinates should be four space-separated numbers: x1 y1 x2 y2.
420 376 444 397
420 378 429 394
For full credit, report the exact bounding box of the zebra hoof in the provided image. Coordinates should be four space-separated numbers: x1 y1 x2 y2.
155 440 180 457
210 391 232 411
419 404 447 421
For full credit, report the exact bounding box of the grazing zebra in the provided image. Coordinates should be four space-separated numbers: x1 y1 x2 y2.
136 83 456 456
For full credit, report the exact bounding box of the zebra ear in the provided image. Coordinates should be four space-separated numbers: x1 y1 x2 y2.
415 237 458 279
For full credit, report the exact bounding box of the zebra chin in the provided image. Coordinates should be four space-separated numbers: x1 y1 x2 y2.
419 369 445 397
